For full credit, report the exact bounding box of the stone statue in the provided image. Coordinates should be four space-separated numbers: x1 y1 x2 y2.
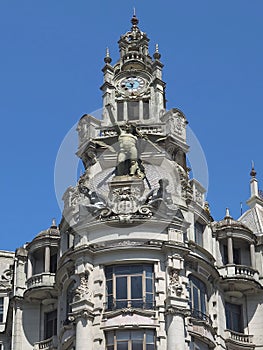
116 123 145 178
106 104 145 178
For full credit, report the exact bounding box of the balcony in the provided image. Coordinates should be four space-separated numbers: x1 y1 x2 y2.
218 264 260 294
27 272 56 289
188 309 216 347
34 336 57 350
225 330 254 349
190 309 212 326
105 298 155 311
24 273 56 300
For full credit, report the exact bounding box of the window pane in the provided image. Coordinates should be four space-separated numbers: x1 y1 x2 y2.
117 342 128 350
116 277 127 299
132 341 143 350
193 286 199 310
143 101 149 120
107 295 113 309
116 300 128 309
115 266 131 275
145 265 153 277
106 331 114 344
0 298 3 323
105 267 113 279
226 302 243 332
131 276 142 299
146 330 154 343
200 291 206 314
107 346 114 350
146 278 152 292
117 331 130 340
130 265 143 274
107 280 113 294
131 330 143 340
131 299 143 308
146 345 155 350
117 102 124 121
146 293 154 308
127 101 139 120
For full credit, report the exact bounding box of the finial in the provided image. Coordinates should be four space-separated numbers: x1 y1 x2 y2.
131 10 139 26
51 218 57 228
153 43 161 60
104 47 112 64
224 208 232 220
250 160 257 177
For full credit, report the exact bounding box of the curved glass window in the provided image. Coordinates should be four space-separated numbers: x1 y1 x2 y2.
106 329 155 350
189 275 207 320
105 264 154 310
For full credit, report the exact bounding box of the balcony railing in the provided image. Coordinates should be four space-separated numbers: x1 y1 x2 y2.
225 329 253 344
34 336 57 350
235 265 257 278
105 297 155 311
27 273 56 289
190 308 213 326
218 264 259 281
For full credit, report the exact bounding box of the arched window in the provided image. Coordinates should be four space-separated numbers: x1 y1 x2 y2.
189 275 207 320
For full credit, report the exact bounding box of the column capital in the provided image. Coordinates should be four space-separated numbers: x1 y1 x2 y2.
69 308 94 322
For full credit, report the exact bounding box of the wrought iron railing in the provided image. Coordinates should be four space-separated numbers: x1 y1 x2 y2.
105 297 155 311
190 308 212 326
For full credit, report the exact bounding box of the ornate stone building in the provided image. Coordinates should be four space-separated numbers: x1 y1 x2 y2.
1 14 263 350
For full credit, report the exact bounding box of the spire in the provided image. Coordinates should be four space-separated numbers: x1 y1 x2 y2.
250 161 259 198
104 47 112 64
250 160 256 177
153 44 161 60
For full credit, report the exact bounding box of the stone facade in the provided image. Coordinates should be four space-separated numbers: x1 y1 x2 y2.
1 14 263 350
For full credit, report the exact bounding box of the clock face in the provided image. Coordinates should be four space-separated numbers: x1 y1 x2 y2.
120 76 145 93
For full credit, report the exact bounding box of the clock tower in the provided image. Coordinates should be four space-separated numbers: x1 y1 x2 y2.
101 14 166 125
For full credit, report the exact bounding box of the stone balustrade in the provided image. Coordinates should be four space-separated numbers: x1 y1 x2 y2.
218 264 258 281
34 336 57 350
26 273 56 289
225 329 253 344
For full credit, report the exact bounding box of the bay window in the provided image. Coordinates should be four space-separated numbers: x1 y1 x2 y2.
105 264 154 310
106 329 155 350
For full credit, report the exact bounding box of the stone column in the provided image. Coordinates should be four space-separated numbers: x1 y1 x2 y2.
12 299 23 350
27 255 32 279
75 311 93 350
227 236 234 264
45 246 50 272
166 308 185 350
250 243 256 269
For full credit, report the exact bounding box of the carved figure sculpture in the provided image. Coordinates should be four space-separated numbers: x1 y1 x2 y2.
106 104 145 178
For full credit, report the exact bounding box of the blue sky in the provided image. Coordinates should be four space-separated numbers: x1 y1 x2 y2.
1 1 263 251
